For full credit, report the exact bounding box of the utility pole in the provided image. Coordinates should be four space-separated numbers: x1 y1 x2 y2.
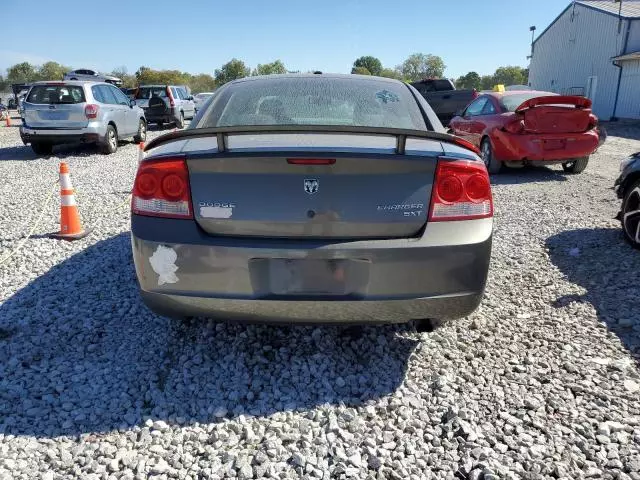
527 26 536 60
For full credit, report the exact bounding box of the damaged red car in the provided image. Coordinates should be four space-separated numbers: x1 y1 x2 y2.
448 91 600 174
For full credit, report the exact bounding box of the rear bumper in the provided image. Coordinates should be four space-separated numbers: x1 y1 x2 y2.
143 107 175 123
130 215 492 324
492 129 599 161
20 125 105 145
139 290 484 324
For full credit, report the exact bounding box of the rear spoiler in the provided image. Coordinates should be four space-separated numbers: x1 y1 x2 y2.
144 125 481 155
515 95 592 113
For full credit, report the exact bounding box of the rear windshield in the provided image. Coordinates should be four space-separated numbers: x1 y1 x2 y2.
26 85 86 104
500 92 556 112
136 87 168 99
201 77 427 130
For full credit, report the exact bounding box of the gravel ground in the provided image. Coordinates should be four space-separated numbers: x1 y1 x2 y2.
0 117 639 480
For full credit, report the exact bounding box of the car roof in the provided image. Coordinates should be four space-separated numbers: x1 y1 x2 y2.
29 80 114 87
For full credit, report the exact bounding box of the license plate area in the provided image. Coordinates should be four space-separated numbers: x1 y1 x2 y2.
542 138 566 150
250 258 371 296
41 111 67 121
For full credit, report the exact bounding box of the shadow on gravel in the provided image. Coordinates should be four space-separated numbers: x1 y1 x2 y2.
491 166 568 185
0 233 416 438
546 227 640 365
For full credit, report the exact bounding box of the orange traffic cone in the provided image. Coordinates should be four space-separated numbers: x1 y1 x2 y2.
5 113 10 127
50 162 90 240
138 141 145 162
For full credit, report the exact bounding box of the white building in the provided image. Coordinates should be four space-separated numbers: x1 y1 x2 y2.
529 0 640 120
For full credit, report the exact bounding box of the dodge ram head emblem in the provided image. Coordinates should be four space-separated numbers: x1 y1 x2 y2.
304 179 319 195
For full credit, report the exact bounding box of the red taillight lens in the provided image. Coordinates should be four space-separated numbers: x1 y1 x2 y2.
429 160 493 222
588 113 598 129
465 174 491 201
167 87 175 108
84 104 99 119
161 173 186 199
471 88 479 99
437 176 463 202
504 119 525 134
136 172 158 198
132 157 192 219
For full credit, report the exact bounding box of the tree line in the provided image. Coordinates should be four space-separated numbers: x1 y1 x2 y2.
0 55 528 94
455 66 529 90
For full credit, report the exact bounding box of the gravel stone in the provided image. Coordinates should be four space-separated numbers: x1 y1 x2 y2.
0 120 639 480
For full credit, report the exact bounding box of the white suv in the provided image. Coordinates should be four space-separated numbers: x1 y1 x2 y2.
20 81 146 155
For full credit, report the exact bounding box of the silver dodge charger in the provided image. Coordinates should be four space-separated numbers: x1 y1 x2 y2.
130 74 493 328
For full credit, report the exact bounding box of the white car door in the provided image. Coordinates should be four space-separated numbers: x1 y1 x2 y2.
179 87 195 118
97 85 127 134
109 85 137 135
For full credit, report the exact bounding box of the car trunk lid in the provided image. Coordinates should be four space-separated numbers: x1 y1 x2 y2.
515 95 593 134
155 131 445 239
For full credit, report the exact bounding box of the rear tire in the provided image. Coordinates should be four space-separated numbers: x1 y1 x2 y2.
481 138 502 174
621 179 640 249
100 125 118 154
133 119 147 143
562 156 589 174
176 112 185 129
31 142 52 156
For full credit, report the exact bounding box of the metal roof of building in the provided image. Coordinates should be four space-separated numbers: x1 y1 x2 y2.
577 0 640 19
533 1 640 45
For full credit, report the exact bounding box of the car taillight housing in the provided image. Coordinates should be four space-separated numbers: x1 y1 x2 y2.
84 104 99 119
471 88 479 100
132 157 193 219
429 160 493 221
167 87 175 108
504 118 525 134
588 113 598 130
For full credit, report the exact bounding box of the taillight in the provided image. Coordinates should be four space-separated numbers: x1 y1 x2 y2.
588 113 598 130
84 104 99 119
167 87 175 108
429 160 493 222
471 88 479 99
132 157 193 219
503 119 525 134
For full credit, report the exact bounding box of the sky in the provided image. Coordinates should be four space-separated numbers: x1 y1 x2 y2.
2 0 569 79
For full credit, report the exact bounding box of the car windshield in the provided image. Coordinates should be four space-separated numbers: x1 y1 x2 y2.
26 85 86 104
136 87 167 99
201 77 427 130
500 92 555 112
195 93 213 100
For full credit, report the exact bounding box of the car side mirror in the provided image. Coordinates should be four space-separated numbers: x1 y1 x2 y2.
187 96 194 101
129 99 136 108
